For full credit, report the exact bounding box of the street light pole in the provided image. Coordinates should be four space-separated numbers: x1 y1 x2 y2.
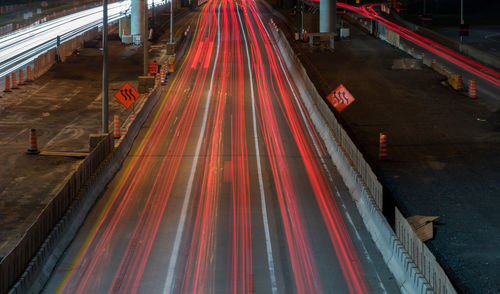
144 0 148 75
102 0 108 133
170 0 173 43
460 0 464 24
460 0 464 42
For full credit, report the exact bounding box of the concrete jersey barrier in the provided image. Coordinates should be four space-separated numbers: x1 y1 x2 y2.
269 21 436 294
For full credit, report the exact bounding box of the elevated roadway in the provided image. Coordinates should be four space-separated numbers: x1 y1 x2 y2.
42 0 399 293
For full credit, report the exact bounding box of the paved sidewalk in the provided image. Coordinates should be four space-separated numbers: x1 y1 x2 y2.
275 12 500 294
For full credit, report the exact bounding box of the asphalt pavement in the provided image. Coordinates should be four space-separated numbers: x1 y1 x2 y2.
437 26 500 58
274 13 500 294
42 0 399 293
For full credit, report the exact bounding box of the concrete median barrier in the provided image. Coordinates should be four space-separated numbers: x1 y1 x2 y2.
270 22 437 294
5 85 163 294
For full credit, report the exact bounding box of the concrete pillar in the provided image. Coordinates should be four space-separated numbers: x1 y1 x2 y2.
319 0 336 33
119 16 131 37
131 0 144 44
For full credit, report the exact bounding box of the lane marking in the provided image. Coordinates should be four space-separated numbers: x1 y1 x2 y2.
54 13 203 293
254 2 387 290
162 4 222 294
236 4 278 294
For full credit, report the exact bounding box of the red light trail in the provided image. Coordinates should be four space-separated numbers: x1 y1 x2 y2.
337 2 500 88
46 0 394 293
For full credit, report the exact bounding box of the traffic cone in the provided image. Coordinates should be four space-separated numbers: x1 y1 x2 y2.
379 133 388 160
11 72 18 89
468 79 477 98
27 129 40 154
18 68 24 85
113 114 120 138
4 75 11 92
27 65 33 82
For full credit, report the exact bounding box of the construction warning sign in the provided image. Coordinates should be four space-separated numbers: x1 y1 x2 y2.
114 82 140 109
326 84 355 112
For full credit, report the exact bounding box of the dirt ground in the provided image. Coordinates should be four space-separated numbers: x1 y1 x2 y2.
276 14 500 294
0 40 146 259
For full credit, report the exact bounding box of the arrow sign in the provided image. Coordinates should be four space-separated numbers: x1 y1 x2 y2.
114 82 140 109
326 84 355 112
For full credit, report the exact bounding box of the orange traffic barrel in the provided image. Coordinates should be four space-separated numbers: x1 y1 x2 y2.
457 74 464 90
11 72 18 89
27 129 40 154
160 67 166 84
121 127 127 137
18 68 24 85
27 65 33 82
129 113 136 121
4 75 11 92
113 114 120 138
379 133 388 160
468 79 477 98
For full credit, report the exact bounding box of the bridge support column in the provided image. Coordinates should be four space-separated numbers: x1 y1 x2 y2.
319 0 336 34
131 0 145 44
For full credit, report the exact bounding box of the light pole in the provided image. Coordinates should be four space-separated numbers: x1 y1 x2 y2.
170 0 173 43
460 0 464 42
144 0 148 75
102 0 108 133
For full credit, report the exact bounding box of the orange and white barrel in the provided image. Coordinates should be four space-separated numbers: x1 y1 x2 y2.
114 114 120 138
27 65 33 82
27 129 40 154
468 79 477 98
11 72 18 89
4 75 11 92
457 74 464 90
379 133 388 160
18 68 24 85
160 67 166 84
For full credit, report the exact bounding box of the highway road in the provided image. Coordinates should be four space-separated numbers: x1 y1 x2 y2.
42 0 399 293
0 0 163 85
